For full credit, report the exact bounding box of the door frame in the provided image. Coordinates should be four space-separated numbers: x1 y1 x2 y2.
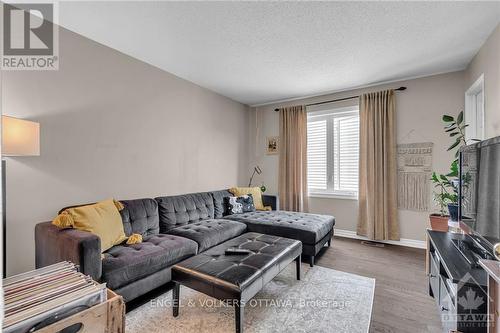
465 74 485 142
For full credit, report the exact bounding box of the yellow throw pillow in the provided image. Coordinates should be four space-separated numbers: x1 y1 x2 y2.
52 199 127 252
229 187 265 210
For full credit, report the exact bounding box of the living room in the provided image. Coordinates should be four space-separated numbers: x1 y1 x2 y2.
1 2 499 333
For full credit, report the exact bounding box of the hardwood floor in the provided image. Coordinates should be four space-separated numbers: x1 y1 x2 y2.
316 236 442 333
128 235 443 332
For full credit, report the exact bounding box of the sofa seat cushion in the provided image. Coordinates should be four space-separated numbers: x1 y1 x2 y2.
102 234 197 290
224 211 335 245
166 219 247 252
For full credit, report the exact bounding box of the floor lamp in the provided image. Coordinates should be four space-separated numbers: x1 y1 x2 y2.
2 116 40 278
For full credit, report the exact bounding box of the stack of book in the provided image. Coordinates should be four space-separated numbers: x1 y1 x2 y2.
2 261 107 333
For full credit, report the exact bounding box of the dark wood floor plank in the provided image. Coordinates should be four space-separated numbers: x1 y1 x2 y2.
316 236 442 333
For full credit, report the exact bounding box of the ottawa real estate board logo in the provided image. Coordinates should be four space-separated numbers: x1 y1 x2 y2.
1 2 59 70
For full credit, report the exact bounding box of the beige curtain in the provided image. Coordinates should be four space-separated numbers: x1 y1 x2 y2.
357 90 399 240
278 105 308 212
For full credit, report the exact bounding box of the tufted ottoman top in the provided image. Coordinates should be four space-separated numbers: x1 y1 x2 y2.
172 232 301 301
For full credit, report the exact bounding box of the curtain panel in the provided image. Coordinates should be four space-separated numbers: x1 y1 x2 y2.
278 105 308 212
357 90 400 240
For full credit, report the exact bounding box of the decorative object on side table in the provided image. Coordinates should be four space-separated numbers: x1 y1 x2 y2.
1 116 41 278
266 136 279 155
430 111 477 232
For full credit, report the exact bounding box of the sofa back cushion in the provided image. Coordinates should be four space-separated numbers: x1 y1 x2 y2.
209 190 232 218
120 198 159 237
155 192 215 232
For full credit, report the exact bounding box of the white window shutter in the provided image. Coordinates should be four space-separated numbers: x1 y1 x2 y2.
336 115 359 193
307 108 359 197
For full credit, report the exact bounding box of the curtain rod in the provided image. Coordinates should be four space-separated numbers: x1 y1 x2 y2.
273 86 407 112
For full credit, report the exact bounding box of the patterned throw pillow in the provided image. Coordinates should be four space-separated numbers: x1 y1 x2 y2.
224 194 256 215
229 187 265 210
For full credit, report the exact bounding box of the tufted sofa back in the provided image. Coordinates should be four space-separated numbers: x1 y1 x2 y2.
58 198 160 237
209 190 232 218
56 191 232 237
120 198 160 237
155 192 216 233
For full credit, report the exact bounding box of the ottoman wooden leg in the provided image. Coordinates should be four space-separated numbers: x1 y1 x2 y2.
173 282 180 317
309 255 315 267
235 301 244 333
296 255 301 280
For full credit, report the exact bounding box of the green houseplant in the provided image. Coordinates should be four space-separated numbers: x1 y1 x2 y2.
429 111 468 230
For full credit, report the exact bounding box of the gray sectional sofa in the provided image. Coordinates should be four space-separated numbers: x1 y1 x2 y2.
35 189 335 302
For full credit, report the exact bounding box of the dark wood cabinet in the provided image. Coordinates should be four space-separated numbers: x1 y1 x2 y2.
427 230 490 333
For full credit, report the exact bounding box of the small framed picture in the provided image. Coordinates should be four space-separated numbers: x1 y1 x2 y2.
266 136 279 155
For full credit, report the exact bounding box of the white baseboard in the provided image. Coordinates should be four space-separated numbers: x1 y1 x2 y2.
334 229 426 249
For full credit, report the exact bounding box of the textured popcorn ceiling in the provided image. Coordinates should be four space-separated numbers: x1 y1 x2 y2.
58 1 500 105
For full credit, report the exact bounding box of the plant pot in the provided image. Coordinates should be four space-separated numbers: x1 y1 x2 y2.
429 214 449 232
448 204 459 222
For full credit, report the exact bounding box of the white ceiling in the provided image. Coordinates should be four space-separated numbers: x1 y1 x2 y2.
58 1 500 106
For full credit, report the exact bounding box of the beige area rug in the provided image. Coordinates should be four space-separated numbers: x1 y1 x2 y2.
126 264 375 333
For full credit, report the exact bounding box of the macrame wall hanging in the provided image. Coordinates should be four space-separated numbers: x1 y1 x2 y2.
397 142 434 211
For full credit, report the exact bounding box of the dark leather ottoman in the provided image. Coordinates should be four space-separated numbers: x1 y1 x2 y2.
171 232 302 333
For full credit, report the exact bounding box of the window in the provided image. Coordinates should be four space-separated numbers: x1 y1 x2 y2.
307 106 359 198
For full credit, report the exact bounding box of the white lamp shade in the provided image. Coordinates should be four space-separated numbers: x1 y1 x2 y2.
2 116 40 156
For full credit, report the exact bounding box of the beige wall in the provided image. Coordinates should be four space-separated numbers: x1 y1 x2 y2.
1 28 250 275
465 24 500 139
249 71 465 241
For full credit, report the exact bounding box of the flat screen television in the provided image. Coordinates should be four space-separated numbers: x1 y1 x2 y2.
459 135 500 252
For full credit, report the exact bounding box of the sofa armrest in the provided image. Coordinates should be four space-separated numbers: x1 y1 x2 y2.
35 222 102 281
262 194 279 211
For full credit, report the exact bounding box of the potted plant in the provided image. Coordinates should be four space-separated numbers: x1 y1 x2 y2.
430 111 468 230
430 161 460 230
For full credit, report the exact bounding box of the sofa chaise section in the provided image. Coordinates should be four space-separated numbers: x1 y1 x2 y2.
209 190 335 266
225 211 334 243
224 211 334 266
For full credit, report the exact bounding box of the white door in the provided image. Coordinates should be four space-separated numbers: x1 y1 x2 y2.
465 74 485 142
